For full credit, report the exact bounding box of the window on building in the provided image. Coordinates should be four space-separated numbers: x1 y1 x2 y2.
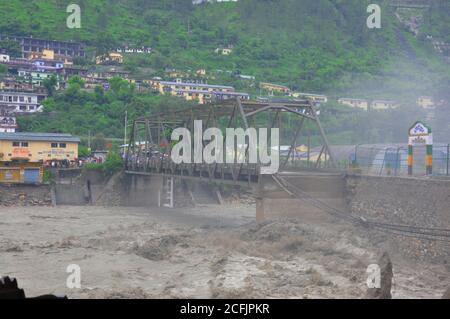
19 105 26 111
51 143 58 148
59 143 67 148
12 141 28 147
19 96 24 102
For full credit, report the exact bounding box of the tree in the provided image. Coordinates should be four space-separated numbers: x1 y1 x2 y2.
43 75 58 97
0 40 22 58
92 133 107 151
68 75 86 88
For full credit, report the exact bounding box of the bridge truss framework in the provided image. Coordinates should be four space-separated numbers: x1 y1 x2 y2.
125 98 336 186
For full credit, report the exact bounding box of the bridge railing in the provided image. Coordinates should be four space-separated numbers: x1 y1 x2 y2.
350 144 450 177
125 151 262 184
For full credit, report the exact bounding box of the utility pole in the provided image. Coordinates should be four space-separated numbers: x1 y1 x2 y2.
88 130 91 150
124 110 128 145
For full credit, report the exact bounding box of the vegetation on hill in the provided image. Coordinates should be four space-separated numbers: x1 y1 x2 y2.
3 0 450 145
17 75 429 148
17 76 195 139
0 0 401 91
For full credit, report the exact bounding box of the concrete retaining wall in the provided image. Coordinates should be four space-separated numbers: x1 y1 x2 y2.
54 184 88 205
346 174 450 263
260 173 349 222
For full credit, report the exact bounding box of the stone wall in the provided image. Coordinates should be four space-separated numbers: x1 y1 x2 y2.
346 174 450 264
0 184 52 206
54 184 88 205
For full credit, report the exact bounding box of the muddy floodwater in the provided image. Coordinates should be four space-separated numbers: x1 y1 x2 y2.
0 205 448 298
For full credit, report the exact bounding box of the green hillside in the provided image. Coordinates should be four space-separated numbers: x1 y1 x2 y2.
3 0 450 144
0 0 409 91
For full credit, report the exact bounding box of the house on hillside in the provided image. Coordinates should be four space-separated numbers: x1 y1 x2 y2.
0 54 10 63
156 80 235 96
0 35 86 59
260 82 290 96
371 100 399 110
214 47 234 55
292 92 328 104
0 112 17 133
0 91 45 114
95 52 123 65
28 49 73 66
338 98 369 110
417 96 434 109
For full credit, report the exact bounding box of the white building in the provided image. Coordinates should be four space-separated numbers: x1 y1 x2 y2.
0 113 17 133
0 54 10 63
371 100 399 110
417 96 435 109
0 91 44 114
338 98 369 110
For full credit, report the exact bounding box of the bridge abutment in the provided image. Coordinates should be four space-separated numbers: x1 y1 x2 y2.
256 172 349 222
125 174 164 207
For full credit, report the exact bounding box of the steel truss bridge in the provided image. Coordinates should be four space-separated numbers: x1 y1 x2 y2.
124 99 336 186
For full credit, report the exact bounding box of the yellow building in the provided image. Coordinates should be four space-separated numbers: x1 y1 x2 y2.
28 49 55 60
259 82 291 95
0 132 80 183
0 132 80 163
0 161 43 184
96 52 124 65
196 69 207 76
292 92 328 103
174 89 212 104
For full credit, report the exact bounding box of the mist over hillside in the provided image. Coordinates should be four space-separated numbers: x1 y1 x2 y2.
2 0 448 95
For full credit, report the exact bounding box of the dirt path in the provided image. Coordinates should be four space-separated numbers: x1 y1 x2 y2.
0 205 448 298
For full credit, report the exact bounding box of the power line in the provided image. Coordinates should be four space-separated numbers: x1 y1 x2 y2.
274 175 450 243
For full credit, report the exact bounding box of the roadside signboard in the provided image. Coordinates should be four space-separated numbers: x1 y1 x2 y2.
408 121 433 175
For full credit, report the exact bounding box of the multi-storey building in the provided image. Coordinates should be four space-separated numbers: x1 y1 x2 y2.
259 82 291 95
371 100 399 110
0 35 86 59
17 69 60 88
0 111 17 133
0 76 34 92
156 80 235 95
174 89 249 104
338 98 369 110
0 132 80 183
0 91 45 114
0 54 10 63
31 58 64 72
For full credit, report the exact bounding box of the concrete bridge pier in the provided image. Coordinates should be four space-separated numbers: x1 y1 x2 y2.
126 174 164 207
255 172 349 222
